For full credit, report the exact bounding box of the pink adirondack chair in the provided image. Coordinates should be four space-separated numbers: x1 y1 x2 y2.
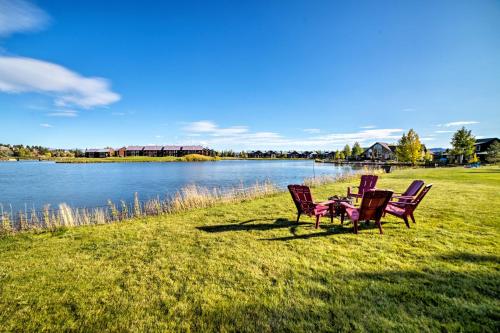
392 180 424 203
340 189 393 234
288 185 335 229
347 175 378 202
385 184 432 228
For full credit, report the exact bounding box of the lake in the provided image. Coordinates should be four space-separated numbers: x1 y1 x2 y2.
0 160 355 212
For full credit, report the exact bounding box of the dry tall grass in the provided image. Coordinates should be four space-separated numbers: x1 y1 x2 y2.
0 169 372 234
0 181 279 233
304 167 382 187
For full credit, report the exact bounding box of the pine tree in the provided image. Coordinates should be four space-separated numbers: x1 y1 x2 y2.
486 141 499 164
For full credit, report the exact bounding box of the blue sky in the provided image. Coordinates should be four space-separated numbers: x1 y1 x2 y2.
0 0 499 150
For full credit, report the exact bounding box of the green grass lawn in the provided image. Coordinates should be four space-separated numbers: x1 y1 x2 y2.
0 167 499 332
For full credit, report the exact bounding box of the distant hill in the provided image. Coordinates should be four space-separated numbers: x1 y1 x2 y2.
429 148 447 153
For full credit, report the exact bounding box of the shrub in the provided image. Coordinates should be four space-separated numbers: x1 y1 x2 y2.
182 154 217 162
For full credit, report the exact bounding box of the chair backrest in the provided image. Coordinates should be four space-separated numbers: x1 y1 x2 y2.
407 184 432 212
359 189 393 221
287 184 315 216
359 175 378 195
288 185 302 212
400 180 425 203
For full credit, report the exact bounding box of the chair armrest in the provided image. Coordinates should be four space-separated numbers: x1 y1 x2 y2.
340 202 356 210
391 195 415 201
315 200 336 206
389 201 417 207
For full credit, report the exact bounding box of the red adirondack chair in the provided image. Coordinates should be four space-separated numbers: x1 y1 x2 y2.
392 180 424 203
347 175 378 202
340 189 393 234
385 184 432 228
288 185 335 229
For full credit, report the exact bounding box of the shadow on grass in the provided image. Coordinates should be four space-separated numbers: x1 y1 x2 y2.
198 216 391 240
261 219 388 241
436 252 500 264
464 169 500 174
350 269 499 308
196 218 309 233
188 267 499 331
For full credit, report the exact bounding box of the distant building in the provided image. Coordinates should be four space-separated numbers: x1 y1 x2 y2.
142 146 163 157
162 145 181 157
263 150 277 158
177 145 207 156
85 148 114 158
362 142 396 161
429 148 446 160
114 145 211 158
248 150 263 158
125 146 144 157
474 138 499 161
115 147 126 157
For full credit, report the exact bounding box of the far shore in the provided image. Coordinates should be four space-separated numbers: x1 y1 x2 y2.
0 156 312 163
0 154 218 163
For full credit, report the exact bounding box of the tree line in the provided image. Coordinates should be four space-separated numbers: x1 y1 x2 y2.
1 128 498 164
0 144 83 159
395 127 498 165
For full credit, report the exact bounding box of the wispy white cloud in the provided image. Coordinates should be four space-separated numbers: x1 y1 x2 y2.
0 0 50 37
0 56 121 108
301 129 403 147
39 123 52 128
111 112 126 116
46 109 78 117
183 121 249 136
435 130 454 134
440 121 479 127
402 108 416 112
360 125 376 129
303 128 321 134
182 120 403 150
0 2 120 109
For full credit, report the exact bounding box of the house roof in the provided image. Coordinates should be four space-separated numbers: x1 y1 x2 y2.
181 145 204 150
475 138 498 145
364 142 395 153
86 148 111 153
143 146 163 151
126 146 145 151
162 145 181 151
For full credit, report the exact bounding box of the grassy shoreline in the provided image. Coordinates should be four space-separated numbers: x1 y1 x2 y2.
54 154 219 163
0 167 499 331
1 157 310 163
0 154 219 163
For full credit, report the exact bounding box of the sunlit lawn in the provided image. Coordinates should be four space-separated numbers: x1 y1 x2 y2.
0 167 498 332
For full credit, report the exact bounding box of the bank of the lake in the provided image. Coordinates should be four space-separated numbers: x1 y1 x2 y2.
0 160 354 213
0 166 498 331
52 154 218 163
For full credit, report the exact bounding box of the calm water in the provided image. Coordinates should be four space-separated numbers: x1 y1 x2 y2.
0 160 354 212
